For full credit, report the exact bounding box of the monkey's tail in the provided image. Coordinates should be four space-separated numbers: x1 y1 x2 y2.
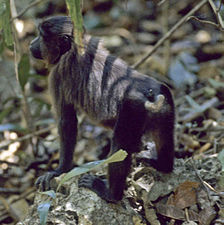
144 94 165 113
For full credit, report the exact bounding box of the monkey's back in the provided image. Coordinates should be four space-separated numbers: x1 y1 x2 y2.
49 35 167 129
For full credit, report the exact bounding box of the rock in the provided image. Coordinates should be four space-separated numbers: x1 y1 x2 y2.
17 177 145 225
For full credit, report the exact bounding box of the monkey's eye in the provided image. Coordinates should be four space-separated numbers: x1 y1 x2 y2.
59 35 70 42
58 35 71 54
62 35 68 40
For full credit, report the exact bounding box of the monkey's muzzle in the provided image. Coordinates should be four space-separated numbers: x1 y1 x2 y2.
30 37 43 59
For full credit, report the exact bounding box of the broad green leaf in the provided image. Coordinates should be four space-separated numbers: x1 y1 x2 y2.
18 54 30 91
80 160 106 169
40 190 56 199
57 167 90 191
0 0 13 46
37 202 51 225
218 149 224 172
66 0 84 54
104 149 128 164
57 149 127 191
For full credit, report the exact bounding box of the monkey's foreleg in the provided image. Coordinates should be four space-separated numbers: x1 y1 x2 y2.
36 103 78 191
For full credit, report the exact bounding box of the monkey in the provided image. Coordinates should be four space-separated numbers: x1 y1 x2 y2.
30 16 175 203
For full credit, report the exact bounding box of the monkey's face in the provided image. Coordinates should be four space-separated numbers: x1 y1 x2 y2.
30 16 73 64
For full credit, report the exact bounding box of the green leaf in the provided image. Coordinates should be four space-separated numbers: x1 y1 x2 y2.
57 167 90 191
104 149 128 164
80 160 106 169
40 190 56 199
18 54 30 91
57 149 127 191
37 202 51 225
66 0 84 54
218 149 224 172
0 0 13 46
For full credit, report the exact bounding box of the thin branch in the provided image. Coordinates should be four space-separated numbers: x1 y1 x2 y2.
188 15 223 30
190 158 212 203
132 0 208 69
158 0 168 7
11 0 45 21
217 0 223 12
178 97 218 122
162 0 170 74
208 0 224 28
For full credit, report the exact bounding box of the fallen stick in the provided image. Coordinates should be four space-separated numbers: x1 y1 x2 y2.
178 97 219 122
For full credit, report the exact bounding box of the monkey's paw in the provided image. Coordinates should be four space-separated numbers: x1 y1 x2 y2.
35 171 60 191
78 174 108 193
79 174 116 202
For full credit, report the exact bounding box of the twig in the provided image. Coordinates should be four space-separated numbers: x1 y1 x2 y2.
178 97 218 122
188 16 223 30
217 0 223 12
132 0 208 69
0 125 55 150
208 0 224 28
11 0 45 21
158 0 168 7
190 158 212 203
203 181 219 193
162 0 170 74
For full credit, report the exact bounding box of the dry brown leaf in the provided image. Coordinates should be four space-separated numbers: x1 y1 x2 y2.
155 204 199 221
167 181 200 209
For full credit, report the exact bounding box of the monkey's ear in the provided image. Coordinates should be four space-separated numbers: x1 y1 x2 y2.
58 35 72 55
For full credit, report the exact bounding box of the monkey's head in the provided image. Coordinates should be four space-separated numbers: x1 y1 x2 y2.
30 16 74 64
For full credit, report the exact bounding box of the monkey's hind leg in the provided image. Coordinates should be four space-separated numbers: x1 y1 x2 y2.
79 96 147 202
146 112 175 173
